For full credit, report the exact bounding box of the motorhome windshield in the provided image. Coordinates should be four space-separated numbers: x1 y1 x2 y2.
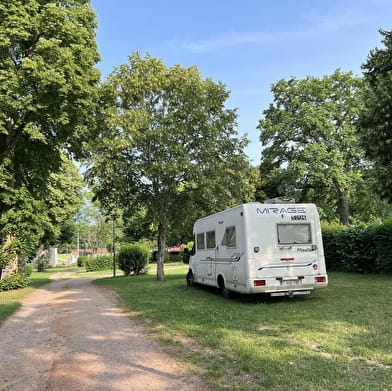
277 224 311 244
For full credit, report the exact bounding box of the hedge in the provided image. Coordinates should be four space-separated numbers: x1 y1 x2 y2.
322 219 392 273
84 255 113 272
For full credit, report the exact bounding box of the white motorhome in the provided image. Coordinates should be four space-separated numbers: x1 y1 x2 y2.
186 200 328 298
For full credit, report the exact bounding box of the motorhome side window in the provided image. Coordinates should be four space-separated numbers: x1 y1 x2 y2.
196 233 205 250
277 223 311 244
221 226 236 247
206 231 216 249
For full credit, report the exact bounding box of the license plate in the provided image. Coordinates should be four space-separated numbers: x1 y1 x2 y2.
283 280 299 286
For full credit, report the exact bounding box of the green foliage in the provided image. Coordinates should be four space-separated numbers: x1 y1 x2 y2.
84 255 113 272
0 273 29 291
88 53 254 280
258 70 364 224
150 250 171 264
322 219 392 273
0 242 16 268
118 244 149 275
77 255 89 268
0 0 100 169
372 219 392 273
361 29 392 201
321 223 348 270
75 193 121 256
23 264 33 276
0 0 99 258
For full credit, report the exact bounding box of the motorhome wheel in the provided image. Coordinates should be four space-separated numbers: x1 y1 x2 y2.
186 270 195 287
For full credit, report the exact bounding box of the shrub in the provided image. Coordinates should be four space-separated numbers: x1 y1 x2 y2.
373 219 392 273
322 219 392 274
322 223 346 270
77 255 89 268
118 244 149 276
0 272 29 291
84 255 113 272
23 264 34 276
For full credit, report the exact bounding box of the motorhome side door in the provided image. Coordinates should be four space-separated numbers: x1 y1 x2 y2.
206 230 217 278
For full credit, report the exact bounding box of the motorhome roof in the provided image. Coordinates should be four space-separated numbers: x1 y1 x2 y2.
194 202 315 223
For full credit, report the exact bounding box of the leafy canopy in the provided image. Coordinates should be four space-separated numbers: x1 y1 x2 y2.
258 70 364 224
0 0 99 256
88 53 254 279
0 0 100 182
361 29 392 201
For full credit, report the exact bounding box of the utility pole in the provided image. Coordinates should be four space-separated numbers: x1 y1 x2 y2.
112 213 116 278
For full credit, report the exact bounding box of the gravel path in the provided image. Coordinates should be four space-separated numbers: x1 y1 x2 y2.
0 273 206 391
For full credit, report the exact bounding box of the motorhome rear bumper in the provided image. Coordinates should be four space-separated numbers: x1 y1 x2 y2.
270 290 311 297
244 275 328 294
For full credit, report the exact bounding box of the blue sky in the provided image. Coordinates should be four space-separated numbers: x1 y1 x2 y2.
91 0 392 165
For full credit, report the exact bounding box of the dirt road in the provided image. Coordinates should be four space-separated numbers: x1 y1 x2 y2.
0 273 206 391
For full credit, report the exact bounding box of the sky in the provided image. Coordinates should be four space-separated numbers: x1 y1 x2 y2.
91 0 392 165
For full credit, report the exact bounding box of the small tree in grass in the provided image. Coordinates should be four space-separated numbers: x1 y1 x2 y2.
118 244 149 276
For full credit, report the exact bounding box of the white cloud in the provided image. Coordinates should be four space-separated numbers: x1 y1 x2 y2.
184 32 275 53
182 9 365 53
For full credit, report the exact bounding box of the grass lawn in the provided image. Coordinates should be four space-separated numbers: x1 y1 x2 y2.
96 265 392 391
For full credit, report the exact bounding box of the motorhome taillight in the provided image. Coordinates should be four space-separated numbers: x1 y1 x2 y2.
254 280 266 286
315 276 326 283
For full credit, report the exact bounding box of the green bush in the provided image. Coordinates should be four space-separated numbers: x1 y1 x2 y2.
0 272 29 291
118 244 149 276
23 264 34 276
322 219 392 273
77 255 89 268
84 255 113 272
373 219 392 273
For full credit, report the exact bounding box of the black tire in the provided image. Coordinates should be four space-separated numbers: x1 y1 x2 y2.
220 285 231 299
218 277 231 299
186 270 195 287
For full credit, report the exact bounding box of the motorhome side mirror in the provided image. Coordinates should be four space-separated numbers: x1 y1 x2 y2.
183 248 190 264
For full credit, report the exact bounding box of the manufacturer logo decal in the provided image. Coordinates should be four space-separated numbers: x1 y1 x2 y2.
256 207 306 215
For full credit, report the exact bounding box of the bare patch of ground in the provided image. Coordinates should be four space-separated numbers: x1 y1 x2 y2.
0 273 208 391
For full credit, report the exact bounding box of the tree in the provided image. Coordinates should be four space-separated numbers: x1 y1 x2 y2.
75 193 118 255
88 53 254 280
0 0 100 257
361 29 392 201
258 70 364 224
45 156 85 247
0 156 84 260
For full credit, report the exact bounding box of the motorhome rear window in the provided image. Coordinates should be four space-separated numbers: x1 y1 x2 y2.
206 231 216 249
196 233 205 249
221 226 236 247
277 224 311 244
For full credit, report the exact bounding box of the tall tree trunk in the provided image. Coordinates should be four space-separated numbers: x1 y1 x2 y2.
333 178 349 225
157 223 166 281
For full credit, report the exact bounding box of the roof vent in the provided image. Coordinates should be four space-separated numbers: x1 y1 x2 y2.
265 196 295 204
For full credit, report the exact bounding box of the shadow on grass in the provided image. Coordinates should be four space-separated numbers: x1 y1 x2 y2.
95 270 392 391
